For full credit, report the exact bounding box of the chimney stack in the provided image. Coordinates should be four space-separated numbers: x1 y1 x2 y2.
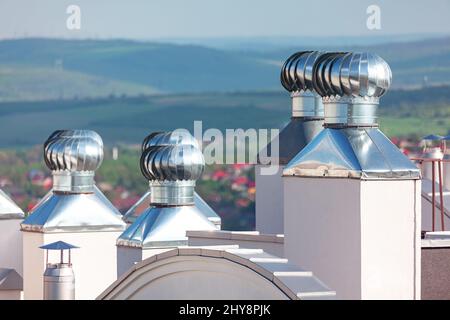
0 189 24 279
255 51 325 234
283 52 421 299
21 130 125 299
116 131 216 277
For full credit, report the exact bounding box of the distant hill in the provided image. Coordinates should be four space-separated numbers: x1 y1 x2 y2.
0 38 279 100
0 37 450 101
0 86 448 147
249 36 450 89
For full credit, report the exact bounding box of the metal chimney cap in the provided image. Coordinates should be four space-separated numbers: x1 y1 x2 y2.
142 130 200 151
339 52 392 98
140 145 205 182
44 130 104 172
312 52 391 99
312 52 347 97
40 241 79 250
281 51 328 93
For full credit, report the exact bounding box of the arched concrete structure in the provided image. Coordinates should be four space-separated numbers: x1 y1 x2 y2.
98 247 335 300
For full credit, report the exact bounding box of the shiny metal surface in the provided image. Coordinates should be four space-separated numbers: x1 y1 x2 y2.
43 264 75 300
280 51 325 118
340 52 392 98
33 185 118 215
21 189 125 232
257 51 328 164
119 130 217 247
141 144 204 205
52 171 95 193
311 52 391 126
0 189 24 219
322 96 379 126
283 51 417 179
22 130 125 232
138 131 219 222
142 130 200 151
44 129 103 172
122 190 221 228
141 145 204 182
291 91 324 118
117 205 216 248
258 117 324 165
149 180 196 205
44 130 104 193
283 127 420 179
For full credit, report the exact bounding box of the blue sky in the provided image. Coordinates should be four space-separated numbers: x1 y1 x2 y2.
0 0 449 40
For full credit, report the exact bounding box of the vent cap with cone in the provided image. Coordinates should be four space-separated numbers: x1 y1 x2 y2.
284 51 419 180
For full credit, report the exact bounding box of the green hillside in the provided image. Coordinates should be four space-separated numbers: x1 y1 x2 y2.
0 37 450 101
0 66 158 101
0 86 448 148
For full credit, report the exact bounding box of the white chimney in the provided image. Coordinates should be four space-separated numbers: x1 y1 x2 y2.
282 52 421 299
21 130 126 300
117 131 216 277
0 189 24 284
255 51 325 234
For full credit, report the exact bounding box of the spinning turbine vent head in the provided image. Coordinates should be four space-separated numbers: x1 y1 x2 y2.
280 51 326 118
44 130 103 172
43 129 104 193
140 145 205 182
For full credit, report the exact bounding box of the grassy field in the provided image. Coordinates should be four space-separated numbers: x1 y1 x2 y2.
380 116 450 138
0 86 448 148
0 66 158 101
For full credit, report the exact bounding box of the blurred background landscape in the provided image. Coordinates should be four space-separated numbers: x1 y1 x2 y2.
0 0 449 229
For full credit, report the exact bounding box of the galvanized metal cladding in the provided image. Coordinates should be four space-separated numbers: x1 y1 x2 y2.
280 51 325 118
141 130 200 151
124 130 221 227
314 51 392 127
281 51 392 97
117 205 216 248
281 51 323 92
140 131 204 182
21 129 125 232
44 129 104 172
282 50 419 180
118 130 216 247
309 51 392 99
140 145 204 182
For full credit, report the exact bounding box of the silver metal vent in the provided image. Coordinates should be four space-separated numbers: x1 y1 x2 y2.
43 129 103 193
142 130 200 150
284 52 420 179
141 144 204 205
281 51 325 118
258 51 327 165
41 241 77 300
21 130 125 232
118 131 216 248
123 131 221 228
